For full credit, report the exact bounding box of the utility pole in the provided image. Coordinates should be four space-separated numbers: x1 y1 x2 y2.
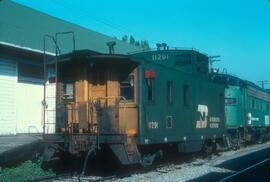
257 80 269 89
209 55 221 69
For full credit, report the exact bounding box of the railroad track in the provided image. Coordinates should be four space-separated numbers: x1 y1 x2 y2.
53 175 116 182
27 145 270 182
26 152 201 182
27 174 116 182
219 157 270 182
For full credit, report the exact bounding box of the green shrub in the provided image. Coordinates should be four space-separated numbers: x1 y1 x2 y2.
0 160 55 182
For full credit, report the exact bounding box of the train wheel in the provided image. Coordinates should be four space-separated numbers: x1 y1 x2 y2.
202 140 215 157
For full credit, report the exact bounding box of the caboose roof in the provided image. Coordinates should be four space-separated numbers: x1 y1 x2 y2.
49 49 139 66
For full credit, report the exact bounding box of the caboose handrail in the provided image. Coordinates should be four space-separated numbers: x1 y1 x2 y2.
89 96 127 133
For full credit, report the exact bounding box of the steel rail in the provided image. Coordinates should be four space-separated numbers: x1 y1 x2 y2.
27 173 115 182
219 157 270 182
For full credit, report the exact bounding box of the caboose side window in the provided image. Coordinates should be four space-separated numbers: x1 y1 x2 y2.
167 81 173 105
251 99 255 109
184 84 189 107
120 74 134 101
146 79 155 101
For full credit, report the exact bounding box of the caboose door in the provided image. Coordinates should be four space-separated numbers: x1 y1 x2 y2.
87 61 138 136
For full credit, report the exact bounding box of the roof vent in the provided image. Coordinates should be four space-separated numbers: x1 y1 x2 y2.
106 41 116 54
156 43 168 50
161 43 168 50
156 43 162 50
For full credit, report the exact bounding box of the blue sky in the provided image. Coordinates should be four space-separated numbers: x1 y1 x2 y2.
13 0 270 85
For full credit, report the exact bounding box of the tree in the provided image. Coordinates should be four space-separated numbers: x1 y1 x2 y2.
141 40 150 50
135 41 140 47
122 35 128 42
121 34 151 49
129 35 135 45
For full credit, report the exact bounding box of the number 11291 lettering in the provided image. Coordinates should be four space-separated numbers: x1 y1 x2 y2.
152 54 169 61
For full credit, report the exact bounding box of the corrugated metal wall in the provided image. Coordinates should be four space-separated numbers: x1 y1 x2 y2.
0 59 17 135
0 58 46 135
16 82 43 133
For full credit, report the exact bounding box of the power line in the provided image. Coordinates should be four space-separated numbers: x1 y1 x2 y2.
54 1 129 34
54 1 158 45
209 55 221 69
258 80 268 89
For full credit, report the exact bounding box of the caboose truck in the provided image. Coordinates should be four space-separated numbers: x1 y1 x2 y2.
42 47 227 170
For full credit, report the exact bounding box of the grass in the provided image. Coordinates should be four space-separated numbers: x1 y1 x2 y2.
0 160 55 182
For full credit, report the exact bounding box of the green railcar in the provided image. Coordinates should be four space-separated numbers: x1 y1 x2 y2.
245 83 270 127
225 85 245 128
212 74 270 141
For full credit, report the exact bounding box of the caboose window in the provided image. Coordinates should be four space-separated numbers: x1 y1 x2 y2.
120 74 134 101
167 81 173 105
64 83 74 100
146 78 155 101
251 99 255 109
184 85 189 107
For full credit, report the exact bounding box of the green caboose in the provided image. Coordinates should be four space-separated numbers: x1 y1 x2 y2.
44 48 226 166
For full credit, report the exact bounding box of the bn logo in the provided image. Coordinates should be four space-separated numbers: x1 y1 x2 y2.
196 105 208 128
